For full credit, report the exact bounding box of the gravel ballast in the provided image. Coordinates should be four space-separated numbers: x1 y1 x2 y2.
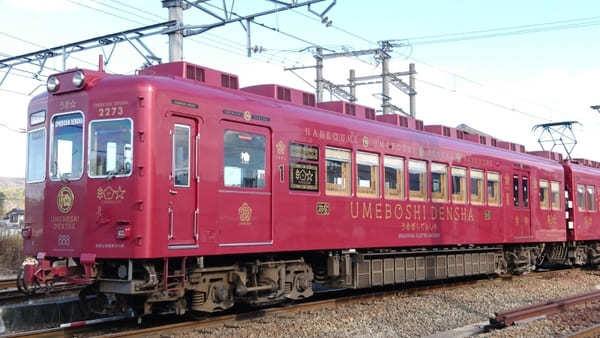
134 269 600 338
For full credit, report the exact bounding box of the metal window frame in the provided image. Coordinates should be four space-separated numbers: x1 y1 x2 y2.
26 127 46 184
173 124 191 188
87 117 134 179
223 129 267 190
48 111 85 182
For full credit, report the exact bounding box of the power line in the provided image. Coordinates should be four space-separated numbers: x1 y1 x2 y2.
0 121 26 133
89 0 293 64
415 77 550 122
403 15 600 45
290 9 571 121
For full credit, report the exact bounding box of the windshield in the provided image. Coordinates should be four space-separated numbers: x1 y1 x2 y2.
27 128 46 183
89 119 132 177
50 112 84 180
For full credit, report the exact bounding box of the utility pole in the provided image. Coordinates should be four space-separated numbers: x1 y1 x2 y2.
409 63 416 117
299 41 416 116
246 20 252 57
380 50 391 114
163 0 184 62
348 69 356 102
315 47 324 103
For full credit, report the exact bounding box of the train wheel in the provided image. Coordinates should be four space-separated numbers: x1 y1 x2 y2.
17 266 39 296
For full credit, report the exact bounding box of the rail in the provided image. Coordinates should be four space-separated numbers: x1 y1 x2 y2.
0 279 16 291
488 289 600 329
10 269 571 337
569 323 600 338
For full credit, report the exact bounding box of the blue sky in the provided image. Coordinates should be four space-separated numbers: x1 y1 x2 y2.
1 0 600 177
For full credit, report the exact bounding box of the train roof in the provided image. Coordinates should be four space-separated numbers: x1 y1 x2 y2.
40 61 592 171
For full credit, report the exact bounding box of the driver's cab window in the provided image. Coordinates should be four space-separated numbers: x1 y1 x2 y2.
223 130 266 189
50 112 84 181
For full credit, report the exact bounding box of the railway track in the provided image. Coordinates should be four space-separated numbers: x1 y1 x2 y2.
8 269 575 338
0 279 16 291
488 287 600 330
0 279 82 303
570 323 600 338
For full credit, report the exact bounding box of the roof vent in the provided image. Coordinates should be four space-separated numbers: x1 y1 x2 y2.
364 108 376 120
140 61 238 89
241 84 315 106
415 120 424 131
344 103 356 116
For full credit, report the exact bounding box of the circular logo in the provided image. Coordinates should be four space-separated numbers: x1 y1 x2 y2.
243 111 252 121
57 186 74 214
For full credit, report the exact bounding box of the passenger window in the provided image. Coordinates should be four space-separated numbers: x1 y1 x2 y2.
539 180 549 210
470 169 484 205
551 181 560 211
223 130 266 188
408 160 427 201
27 128 46 183
173 125 190 187
325 147 351 196
522 177 529 207
451 167 467 204
384 156 404 200
487 172 501 206
89 119 133 178
513 175 520 206
356 152 379 198
431 163 448 202
577 184 586 211
587 186 596 212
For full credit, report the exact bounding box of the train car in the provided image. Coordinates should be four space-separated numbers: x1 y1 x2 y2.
562 160 600 265
19 61 588 315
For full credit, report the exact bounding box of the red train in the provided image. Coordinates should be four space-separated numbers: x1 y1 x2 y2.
21 60 600 315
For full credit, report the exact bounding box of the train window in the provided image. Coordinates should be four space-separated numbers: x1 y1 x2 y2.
88 119 133 178
325 147 351 196
50 112 84 181
513 175 520 206
27 128 46 183
551 181 561 211
173 125 190 187
487 172 501 206
539 180 549 210
384 156 404 200
223 130 266 189
408 160 427 201
577 184 586 211
451 167 467 204
470 169 484 205
431 163 448 202
522 177 529 207
587 186 596 212
356 152 379 198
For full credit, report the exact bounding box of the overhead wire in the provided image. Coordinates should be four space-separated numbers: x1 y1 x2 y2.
290 7 574 121
96 0 294 64
403 15 600 45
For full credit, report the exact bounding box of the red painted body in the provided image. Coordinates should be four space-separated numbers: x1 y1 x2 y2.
25 61 589 282
564 162 600 241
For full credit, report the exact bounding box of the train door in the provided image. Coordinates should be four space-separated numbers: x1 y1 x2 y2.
512 170 532 239
217 121 272 246
168 115 198 247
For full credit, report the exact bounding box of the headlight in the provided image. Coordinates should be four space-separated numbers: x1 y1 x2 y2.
72 71 85 88
47 76 60 92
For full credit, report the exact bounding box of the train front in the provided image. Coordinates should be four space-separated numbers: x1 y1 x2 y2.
21 68 143 293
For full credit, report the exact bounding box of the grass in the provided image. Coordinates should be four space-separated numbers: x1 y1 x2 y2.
0 234 23 272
